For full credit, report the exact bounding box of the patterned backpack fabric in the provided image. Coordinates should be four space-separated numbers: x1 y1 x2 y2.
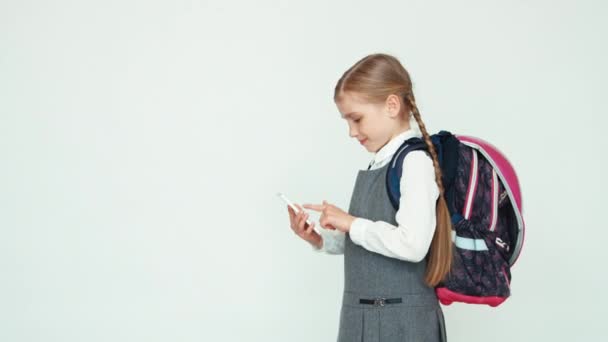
386 131 525 307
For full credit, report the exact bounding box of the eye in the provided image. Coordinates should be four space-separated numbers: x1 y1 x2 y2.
354 117 361 123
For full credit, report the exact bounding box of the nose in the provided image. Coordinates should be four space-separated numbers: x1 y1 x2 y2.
349 125 358 138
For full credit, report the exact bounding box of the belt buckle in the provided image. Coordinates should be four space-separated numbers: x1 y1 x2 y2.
374 297 386 307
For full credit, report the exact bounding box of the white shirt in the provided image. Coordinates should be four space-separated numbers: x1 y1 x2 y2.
310 119 440 262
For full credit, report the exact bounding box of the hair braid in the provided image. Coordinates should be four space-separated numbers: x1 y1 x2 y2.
405 93 453 286
405 94 444 194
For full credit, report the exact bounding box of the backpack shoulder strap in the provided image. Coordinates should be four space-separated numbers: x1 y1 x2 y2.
385 137 428 211
431 131 460 216
385 130 462 213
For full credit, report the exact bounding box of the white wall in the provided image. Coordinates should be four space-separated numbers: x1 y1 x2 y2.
1 0 606 341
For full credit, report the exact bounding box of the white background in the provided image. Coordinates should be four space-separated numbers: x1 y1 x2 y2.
1 0 606 341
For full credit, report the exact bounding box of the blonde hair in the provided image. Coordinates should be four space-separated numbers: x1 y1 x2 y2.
334 53 452 287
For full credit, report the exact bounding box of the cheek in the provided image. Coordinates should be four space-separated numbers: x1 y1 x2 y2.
363 124 377 137
358 125 368 137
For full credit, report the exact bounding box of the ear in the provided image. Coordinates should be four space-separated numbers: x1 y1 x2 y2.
385 94 402 118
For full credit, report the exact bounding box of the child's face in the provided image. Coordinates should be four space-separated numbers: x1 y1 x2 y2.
336 91 406 153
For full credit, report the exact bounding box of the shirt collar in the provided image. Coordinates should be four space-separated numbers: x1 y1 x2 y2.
371 127 423 167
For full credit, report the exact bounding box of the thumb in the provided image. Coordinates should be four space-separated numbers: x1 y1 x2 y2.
321 215 335 230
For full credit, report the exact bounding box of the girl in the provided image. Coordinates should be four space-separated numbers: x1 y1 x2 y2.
286 53 452 342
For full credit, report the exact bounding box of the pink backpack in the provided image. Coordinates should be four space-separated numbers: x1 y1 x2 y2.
386 131 525 306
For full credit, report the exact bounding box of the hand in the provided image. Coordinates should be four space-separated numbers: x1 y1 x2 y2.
286 204 320 246
302 200 356 233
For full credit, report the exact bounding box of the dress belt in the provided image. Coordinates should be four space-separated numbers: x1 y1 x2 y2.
359 297 402 306
343 291 438 308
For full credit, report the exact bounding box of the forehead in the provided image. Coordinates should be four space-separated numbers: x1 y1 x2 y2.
337 92 371 118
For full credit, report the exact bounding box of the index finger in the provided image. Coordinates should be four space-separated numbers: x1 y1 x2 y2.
302 203 325 211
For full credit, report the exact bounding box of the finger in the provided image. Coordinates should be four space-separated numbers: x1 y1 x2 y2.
294 203 306 213
302 203 324 211
298 211 309 229
289 212 298 231
321 217 336 230
295 211 304 230
304 221 315 235
302 212 311 230
322 218 334 230
290 208 301 226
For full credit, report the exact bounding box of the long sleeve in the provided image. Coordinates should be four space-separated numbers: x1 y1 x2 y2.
310 228 345 255
348 150 440 262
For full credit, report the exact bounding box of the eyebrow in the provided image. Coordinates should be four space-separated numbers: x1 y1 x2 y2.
342 112 359 118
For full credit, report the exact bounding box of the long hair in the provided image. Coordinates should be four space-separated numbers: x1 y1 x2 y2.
334 53 452 287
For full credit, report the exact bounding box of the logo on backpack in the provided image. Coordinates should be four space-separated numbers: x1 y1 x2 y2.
386 131 525 307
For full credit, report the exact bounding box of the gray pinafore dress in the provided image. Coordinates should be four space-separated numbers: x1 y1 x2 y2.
336 161 447 342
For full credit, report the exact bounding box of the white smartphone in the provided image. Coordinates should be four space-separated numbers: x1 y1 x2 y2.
277 192 314 226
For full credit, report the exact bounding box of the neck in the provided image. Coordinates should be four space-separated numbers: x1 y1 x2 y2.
388 121 411 141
